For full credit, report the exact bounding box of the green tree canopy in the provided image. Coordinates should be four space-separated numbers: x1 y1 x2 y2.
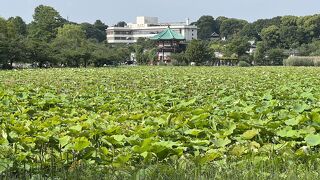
227 37 251 57
301 15 320 40
196 16 218 40
6 16 27 38
115 21 127 27
0 17 8 36
266 48 286 65
81 20 107 42
254 41 268 65
185 40 213 65
261 25 281 49
28 5 66 42
52 24 89 67
25 38 54 67
94 20 108 31
0 17 28 68
56 24 86 42
220 18 248 39
239 24 259 40
278 26 305 48
281 16 298 27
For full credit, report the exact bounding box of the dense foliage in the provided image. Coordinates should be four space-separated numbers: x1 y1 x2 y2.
0 5 132 69
195 14 320 65
3 6 320 67
2 67 320 178
284 56 320 66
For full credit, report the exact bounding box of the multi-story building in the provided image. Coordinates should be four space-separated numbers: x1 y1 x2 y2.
106 16 197 44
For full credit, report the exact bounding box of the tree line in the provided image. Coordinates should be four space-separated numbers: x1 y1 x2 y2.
191 15 320 66
2 5 320 68
0 5 134 69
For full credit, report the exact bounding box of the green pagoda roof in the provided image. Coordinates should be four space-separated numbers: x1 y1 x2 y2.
150 28 185 40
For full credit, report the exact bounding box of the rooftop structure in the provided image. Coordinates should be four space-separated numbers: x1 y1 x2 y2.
210 32 220 40
150 28 185 41
106 16 197 44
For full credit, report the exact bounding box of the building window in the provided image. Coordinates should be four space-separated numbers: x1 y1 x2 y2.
115 37 128 40
115 31 132 35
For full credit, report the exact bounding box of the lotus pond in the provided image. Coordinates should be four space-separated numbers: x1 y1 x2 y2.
1 66 320 179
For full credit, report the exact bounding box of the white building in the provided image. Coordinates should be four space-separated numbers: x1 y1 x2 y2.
106 16 197 43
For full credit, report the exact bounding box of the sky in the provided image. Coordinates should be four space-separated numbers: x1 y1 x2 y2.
1 0 320 25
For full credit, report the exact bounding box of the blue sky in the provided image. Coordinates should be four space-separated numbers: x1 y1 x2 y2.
1 0 320 25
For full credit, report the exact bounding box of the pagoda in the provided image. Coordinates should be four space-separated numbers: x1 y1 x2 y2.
150 27 185 64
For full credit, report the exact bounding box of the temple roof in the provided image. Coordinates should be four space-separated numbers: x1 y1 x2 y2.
211 32 220 37
150 28 185 40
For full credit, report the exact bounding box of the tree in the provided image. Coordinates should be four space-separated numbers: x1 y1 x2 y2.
135 45 148 65
171 52 188 66
92 46 111 67
239 24 259 40
25 38 54 68
147 48 158 64
92 45 130 66
81 23 105 42
281 16 298 27
0 17 7 36
185 40 213 65
227 37 250 57
133 39 156 65
196 16 218 40
297 40 320 56
266 48 286 65
215 16 228 32
136 38 156 49
278 26 305 48
6 16 27 38
28 5 66 42
251 16 282 35
298 15 320 39
260 25 281 49
254 42 286 66
115 47 130 64
0 17 28 68
94 20 108 32
220 18 248 39
254 41 268 65
52 24 89 67
115 21 127 27
81 20 108 42
2 37 27 68
56 24 86 41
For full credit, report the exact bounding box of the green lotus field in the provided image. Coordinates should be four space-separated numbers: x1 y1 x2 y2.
1 66 320 179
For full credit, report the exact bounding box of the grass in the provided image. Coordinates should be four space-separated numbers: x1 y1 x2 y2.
3 156 319 180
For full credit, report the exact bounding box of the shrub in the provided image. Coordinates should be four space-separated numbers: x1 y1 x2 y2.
283 56 320 66
170 53 188 66
171 59 188 66
238 61 250 67
314 59 320 67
